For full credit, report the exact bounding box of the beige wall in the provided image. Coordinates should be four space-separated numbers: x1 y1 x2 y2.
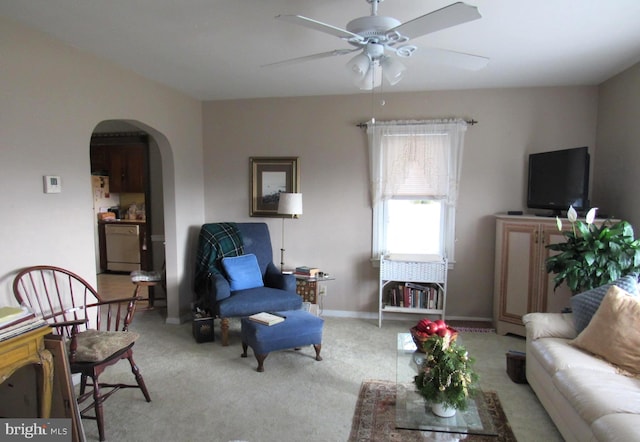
0 17 204 323
593 61 640 225
203 86 598 319
6 11 631 322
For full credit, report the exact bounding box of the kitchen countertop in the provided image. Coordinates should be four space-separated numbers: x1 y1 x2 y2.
98 219 146 224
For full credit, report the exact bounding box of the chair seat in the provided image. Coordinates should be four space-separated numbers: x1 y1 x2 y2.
69 329 139 362
218 286 302 318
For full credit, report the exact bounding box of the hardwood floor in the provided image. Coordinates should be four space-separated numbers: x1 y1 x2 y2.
96 273 163 310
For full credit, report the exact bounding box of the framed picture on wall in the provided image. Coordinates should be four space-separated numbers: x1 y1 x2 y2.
250 157 299 217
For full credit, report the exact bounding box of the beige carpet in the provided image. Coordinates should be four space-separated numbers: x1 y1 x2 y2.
92 276 560 441
349 380 516 441
80 306 565 442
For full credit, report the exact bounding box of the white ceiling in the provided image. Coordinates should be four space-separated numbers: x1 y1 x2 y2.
2 0 640 101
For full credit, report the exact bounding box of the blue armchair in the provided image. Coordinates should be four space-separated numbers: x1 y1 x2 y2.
194 222 302 345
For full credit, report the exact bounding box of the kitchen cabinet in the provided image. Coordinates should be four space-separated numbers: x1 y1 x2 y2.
90 145 109 175
107 145 145 193
493 215 611 337
90 134 148 193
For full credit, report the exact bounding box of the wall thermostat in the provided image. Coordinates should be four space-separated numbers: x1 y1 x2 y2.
43 175 62 193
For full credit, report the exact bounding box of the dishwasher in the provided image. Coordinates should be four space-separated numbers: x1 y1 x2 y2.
105 224 141 272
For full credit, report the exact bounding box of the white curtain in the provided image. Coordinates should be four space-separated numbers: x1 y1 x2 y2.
366 119 468 261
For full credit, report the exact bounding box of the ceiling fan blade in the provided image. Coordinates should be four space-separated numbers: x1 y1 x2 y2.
420 47 489 70
390 2 481 40
262 49 358 68
276 15 364 42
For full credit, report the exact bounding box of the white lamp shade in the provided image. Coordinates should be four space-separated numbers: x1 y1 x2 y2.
381 56 406 86
347 53 371 81
277 193 303 216
357 62 382 90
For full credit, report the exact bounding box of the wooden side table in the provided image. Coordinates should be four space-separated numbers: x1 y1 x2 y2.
0 325 53 418
294 275 335 304
131 270 163 308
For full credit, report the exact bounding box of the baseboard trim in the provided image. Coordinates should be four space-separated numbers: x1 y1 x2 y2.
320 309 492 324
170 309 493 325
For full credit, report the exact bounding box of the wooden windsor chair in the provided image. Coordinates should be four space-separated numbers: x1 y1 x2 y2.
13 265 151 441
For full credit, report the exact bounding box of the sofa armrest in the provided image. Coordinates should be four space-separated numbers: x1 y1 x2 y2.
195 269 231 305
264 262 296 292
210 271 231 301
522 312 577 341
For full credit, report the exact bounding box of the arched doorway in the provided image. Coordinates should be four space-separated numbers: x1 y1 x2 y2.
90 120 167 312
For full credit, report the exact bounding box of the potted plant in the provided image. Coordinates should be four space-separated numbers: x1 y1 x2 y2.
546 206 640 294
412 319 479 417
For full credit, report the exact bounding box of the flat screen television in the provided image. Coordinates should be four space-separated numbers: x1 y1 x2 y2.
527 146 590 215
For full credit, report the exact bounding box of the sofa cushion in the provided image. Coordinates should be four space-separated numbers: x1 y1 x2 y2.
529 337 617 376
553 367 640 424
222 254 264 291
523 312 576 340
592 413 640 442
570 275 638 334
570 285 640 375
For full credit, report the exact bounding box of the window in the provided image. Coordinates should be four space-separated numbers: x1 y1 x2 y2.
367 119 467 262
386 199 443 255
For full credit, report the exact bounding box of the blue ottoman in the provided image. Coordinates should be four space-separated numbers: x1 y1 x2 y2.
241 310 324 372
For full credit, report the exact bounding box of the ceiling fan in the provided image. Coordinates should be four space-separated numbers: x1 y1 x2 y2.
268 0 488 90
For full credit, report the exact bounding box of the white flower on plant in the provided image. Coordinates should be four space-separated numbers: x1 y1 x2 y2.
586 207 598 225
567 206 578 222
556 216 563 231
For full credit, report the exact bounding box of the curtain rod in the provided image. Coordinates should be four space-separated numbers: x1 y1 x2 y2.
356 119 478 129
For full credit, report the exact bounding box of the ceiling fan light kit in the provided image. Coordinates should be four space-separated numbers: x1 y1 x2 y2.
348 53 371 78
357 61 383 90
271 0 488 90
381 56 406 85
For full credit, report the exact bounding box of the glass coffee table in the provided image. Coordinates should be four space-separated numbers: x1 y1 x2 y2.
396 333 498 436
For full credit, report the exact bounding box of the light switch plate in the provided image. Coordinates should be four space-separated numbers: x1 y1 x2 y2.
43 175 62 193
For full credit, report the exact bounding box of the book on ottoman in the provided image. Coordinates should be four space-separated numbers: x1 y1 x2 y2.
249 312 285 326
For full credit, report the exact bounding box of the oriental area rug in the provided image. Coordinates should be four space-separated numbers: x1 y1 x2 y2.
349 380 516 442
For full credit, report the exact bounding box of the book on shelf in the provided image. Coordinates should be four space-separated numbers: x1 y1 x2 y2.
248 312 286 326
385 282 443 310
294 266 320 277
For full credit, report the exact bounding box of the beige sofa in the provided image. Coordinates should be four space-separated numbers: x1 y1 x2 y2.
523 312 640 442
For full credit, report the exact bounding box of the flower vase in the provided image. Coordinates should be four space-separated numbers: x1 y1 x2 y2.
431 402 456 418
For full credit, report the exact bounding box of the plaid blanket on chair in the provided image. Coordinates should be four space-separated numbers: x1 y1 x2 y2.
194 222 244 299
